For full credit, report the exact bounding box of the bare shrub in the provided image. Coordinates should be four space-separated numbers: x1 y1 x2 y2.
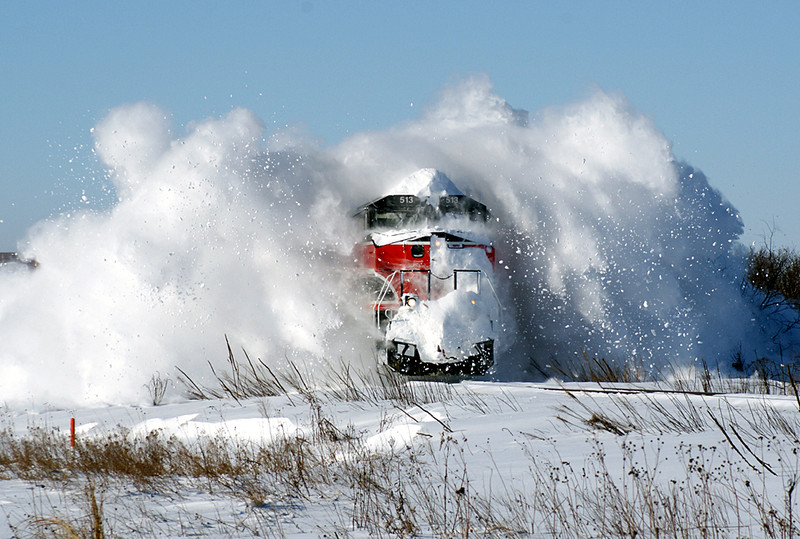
145 372 170 406
748 245 800 309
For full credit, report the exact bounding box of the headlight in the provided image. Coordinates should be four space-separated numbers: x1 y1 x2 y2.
402 294 418 308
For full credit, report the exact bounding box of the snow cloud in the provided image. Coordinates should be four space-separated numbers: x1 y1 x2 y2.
0 75 792 407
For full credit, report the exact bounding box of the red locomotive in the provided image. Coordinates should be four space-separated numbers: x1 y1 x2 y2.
353 169 500 375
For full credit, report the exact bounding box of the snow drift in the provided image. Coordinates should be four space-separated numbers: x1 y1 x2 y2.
0 75 795 407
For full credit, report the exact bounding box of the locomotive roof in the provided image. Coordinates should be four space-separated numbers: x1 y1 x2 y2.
388 168 464 201
354 168 488 217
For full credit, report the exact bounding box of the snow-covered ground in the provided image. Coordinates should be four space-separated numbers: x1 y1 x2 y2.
2 376 799 537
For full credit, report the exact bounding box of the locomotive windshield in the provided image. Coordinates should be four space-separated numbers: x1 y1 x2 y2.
355 194 489 230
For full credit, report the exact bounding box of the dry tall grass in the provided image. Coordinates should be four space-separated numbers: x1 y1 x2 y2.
3 376 800 537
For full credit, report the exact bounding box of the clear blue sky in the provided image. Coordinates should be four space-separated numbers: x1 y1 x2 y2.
2 1 798 250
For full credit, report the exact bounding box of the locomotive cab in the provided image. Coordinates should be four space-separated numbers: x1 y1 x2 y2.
354 192 490 231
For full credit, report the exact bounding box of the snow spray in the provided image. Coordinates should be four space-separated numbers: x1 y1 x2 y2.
0 75 796 407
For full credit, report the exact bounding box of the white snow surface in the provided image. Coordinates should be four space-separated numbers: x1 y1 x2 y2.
383 167 464 204
2 381 799 537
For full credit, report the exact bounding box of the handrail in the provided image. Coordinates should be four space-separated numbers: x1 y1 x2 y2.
454 268 504 311
478 269 504 311
373 270 400 328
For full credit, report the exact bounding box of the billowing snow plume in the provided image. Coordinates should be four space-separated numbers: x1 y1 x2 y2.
0 106 371 406
0 75 795 407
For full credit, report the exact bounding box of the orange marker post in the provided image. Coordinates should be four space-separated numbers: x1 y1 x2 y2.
70 418 75 447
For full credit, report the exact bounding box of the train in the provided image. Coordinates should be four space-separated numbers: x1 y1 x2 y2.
0 252 38 270
353 169 501 375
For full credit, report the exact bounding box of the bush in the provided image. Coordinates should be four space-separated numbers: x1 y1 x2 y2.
747 245 800 309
